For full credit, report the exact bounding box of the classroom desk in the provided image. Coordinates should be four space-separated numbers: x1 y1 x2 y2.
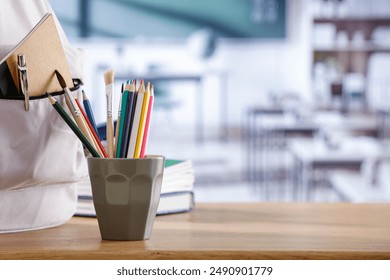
1 203 390 260
245 107 318 189
289 138 380 200
330 170 390 202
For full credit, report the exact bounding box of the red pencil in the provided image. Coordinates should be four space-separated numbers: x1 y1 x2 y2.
75 98 108 158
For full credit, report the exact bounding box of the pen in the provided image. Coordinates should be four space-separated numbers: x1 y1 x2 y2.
17 53 29 111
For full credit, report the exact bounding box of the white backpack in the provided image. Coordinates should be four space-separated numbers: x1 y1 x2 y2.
0 0 88 233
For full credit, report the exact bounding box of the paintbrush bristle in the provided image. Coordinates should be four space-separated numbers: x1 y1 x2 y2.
55 70 67 88
104 69 115 85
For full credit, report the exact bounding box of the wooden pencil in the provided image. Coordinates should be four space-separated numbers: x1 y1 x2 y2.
82 90 99 136
126 80 145 158
47 94 100 157
119 82 137 158
115 83 130 158
140 83 154 158
75 97 108 158
133 81 151 158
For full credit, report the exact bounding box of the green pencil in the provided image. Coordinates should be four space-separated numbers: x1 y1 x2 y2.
115 85 130 158
47 94 100 158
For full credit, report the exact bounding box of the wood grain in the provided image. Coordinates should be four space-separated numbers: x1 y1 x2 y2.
0 203 389 260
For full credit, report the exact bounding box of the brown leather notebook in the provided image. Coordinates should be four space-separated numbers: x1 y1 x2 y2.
0 13 73 97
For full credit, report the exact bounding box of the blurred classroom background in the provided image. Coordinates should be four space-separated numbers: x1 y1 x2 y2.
51 0 390 203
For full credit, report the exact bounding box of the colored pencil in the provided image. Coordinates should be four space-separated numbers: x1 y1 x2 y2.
82 90 99 136
104 69 115 158
75 97 108 158
119 82 137 158
134 81 151 158
126 80 145 158
47 94 100 157
115 83 130 158
140 84 154 158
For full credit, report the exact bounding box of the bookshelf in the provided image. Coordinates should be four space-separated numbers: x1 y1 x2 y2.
311 16 390 110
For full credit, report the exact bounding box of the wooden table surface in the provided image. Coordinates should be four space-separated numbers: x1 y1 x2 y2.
1 203 389 260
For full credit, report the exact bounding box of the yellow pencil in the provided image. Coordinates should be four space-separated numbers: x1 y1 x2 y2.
133 81 150 158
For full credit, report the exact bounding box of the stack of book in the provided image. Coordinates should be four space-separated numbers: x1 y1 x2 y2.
76 159 195 216
158 159 195 215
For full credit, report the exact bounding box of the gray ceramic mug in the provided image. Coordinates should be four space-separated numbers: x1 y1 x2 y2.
87 156 165 241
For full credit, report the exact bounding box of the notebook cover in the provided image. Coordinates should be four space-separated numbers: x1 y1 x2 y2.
0 13 73 97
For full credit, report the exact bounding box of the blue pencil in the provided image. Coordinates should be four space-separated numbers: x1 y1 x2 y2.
82 90 99 137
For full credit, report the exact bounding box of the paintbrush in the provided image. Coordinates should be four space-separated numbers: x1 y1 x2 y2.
104 69 115 158
55 70 99 154
47 94 100 157
114 82 125 156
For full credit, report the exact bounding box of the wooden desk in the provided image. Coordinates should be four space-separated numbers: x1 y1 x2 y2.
1 203 389 260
